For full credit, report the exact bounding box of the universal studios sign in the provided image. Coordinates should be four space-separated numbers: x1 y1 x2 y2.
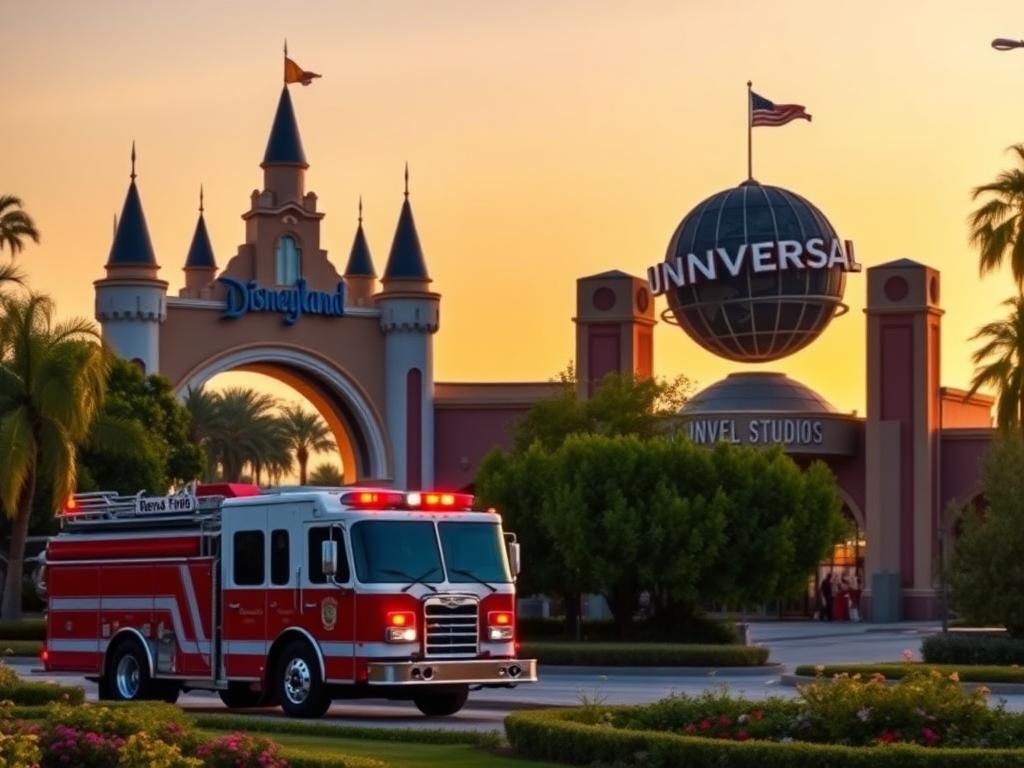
218 277 346 326
646 237 861 295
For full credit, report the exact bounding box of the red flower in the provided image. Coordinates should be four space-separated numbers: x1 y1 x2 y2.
684 723 697 734
877 730 899 745
734 730 750 741
921 727 940 746
698 719 712 731
750 709 765 721
719 715 732 727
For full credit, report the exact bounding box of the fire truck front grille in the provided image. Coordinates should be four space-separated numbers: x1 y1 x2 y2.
423 596 479 657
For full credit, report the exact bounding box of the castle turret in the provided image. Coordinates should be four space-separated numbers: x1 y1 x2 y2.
93 144 167 373
375 167 440 488
261 86 308 206
344 198 376 307
180 187 217 299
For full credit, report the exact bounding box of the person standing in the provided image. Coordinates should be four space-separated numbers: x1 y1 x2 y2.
819 573 833 621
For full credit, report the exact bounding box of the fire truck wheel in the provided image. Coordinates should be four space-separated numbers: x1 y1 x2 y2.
278 641 330 719
413 686 470 717
105 639 152 702
218 682 265 709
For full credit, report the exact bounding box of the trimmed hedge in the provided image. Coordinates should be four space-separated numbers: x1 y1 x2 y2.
192 713 499 747
923 633 1024 666
505 708 1024 768
0 619 45 641
0 679 84 706
0 641 42 657
792 663 1024 684
523 641 769 667
518 616 738 645
280 748 386 768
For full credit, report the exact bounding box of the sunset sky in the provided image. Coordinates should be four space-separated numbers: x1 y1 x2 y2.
7 1 1024 416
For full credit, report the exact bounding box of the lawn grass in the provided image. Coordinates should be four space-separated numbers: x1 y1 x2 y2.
793 662 1024 683
202 730 565 768
0 640 42 657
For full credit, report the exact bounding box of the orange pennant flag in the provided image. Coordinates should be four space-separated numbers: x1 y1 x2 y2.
284 57 321 86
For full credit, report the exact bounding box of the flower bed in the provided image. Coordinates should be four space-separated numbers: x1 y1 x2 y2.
522 641 769 667
792 663 1024 684
505 670 1024 767
0 700 384 768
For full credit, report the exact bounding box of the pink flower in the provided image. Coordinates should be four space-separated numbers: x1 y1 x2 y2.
684 723 697 734
734 730 750 741
901 649 914 662
921 727 940 746
718 715 732 727
698 719 711 731
750 709 765 721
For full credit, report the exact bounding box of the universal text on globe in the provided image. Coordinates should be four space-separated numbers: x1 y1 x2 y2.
647 238 861 296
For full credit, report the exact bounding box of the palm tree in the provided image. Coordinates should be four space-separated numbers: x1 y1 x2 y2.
308 462 343 486
184 385 224 480
0 196 40 256
966 295 1024 434
0 293 109 619
278 403 336 485
969 145 1024 286
207 388 284 482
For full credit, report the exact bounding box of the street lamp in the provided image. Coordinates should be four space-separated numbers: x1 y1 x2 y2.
993 38 1024 51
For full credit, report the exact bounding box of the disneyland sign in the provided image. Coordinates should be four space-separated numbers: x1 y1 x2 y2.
647 238 861 295
682 414 858 456
219 278 346 326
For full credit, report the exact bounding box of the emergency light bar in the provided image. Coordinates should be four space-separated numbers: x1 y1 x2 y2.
337 490 476 511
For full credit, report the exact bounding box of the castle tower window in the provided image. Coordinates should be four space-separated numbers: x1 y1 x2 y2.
276 235 302 285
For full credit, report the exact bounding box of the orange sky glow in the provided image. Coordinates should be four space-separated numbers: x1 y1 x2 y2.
7 1 1024 417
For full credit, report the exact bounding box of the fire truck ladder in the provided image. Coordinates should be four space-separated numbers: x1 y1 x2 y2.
59 487 224 530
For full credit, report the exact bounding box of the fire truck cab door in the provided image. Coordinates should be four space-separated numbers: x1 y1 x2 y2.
221 507 269 680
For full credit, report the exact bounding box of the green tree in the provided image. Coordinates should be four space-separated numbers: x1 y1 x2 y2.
966 296 1024 435
512 368 695 453
77 358 204 495
480 432 842 638
948 435 1024 636
0 196 39 256
200 387 284 482
278 404 336 485
308 462 343 486
0 294 110 619
184 385 224 480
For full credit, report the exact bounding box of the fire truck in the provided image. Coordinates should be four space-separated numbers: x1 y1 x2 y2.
42 483 536 718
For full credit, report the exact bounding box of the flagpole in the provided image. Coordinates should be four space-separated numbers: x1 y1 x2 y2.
747 81 753 181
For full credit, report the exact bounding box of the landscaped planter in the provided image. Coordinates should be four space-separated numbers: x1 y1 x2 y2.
505 670 1024 767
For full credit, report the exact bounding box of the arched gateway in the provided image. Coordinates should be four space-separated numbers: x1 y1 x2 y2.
94 87 439 487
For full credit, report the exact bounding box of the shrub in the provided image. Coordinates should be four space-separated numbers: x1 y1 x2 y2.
522 641 769 666
518 616 738 644
45 701 193 744
794 663 1024 683
40 723 126 768
0 678 84 706
0 730 41 768
0 619 45 641
922 634 1024 666
120 733 200 768
195 732 288 768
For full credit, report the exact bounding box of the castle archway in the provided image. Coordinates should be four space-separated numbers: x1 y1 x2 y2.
174 344 391 485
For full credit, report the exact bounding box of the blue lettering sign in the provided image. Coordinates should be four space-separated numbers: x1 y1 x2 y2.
219 278 346 325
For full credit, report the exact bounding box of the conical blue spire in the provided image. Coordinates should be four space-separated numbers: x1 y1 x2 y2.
184 188 216 269
344 198 375 277
383 170 429 280
108 144 157 266
262 86 307 166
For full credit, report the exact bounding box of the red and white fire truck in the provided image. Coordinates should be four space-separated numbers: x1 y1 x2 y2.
42 483 536 717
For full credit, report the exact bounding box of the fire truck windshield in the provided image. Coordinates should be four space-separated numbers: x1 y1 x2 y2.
351 520 511 586
439 522 511 585
352 521 444 584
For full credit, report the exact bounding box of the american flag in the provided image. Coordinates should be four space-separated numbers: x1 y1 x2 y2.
750 91 811 127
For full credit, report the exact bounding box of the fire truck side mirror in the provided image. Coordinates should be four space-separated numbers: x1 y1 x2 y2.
321 540 339 577
507 541 521 577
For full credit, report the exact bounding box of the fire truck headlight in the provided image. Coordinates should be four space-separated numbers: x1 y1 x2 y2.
385 627 417 643
488 626 514 642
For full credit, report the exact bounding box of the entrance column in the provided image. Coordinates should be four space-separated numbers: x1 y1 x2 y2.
865 259 942 620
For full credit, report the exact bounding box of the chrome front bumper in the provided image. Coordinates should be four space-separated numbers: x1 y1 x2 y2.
366 657 538 685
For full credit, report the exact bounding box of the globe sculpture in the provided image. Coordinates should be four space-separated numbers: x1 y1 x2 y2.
656 181 853 362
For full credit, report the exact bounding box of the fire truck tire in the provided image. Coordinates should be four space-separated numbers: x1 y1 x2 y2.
218 683 266 709
413 686 470 717
277 641 331 719
104 639 153 702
